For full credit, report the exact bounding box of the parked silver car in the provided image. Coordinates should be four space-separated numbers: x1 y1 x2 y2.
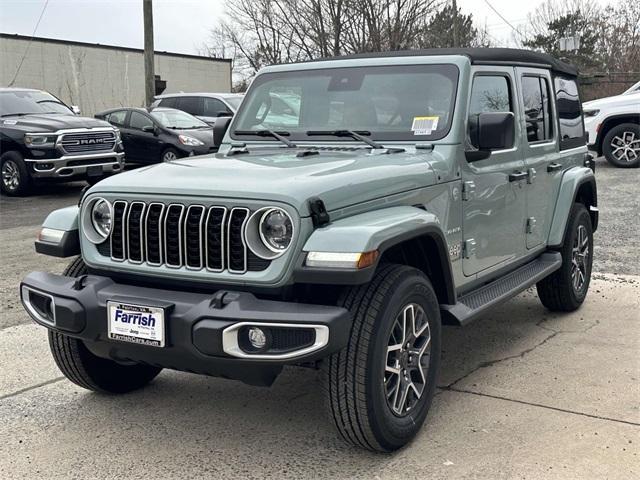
151 92 243 126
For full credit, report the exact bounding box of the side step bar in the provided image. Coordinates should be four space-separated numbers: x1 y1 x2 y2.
441 252 562 326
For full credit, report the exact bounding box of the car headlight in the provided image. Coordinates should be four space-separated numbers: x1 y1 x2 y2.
114 128 122 143
244 207 294 259
178 134 204 146
82 197 113 243
583 109 599 117
24 134 57 147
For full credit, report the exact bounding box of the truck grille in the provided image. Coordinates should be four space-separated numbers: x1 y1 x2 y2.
108 201 269 273
60 131 116 154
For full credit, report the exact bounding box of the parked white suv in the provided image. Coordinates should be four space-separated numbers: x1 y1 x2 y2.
583 81 640 168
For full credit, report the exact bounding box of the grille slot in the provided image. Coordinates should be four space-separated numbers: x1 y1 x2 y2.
105 200 269 274
205 207 227 271
145 203 165 265
228 208 249 273
185 205 205 269
60 131 116 154
110 201 128 261
165 204 185 268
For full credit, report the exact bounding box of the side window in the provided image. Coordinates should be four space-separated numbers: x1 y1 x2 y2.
129 111 154 130
522 76 553 143
468 75 513 149
554 76 585 148
177 97 203 116
106 110 126 127
158 97 177 108
202 97 229 117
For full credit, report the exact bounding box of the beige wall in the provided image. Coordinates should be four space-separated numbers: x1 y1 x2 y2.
0 36 231 115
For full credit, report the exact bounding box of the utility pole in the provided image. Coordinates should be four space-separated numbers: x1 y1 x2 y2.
452 0 458 48
143 0 155 106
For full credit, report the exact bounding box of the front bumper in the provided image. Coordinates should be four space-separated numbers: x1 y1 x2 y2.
20 271 351 386
25 151 125 179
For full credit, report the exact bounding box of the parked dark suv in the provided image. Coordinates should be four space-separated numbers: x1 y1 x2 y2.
0 88 124 195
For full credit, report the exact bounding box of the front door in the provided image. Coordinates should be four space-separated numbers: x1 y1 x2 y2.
516 68 562 249
462 67 528 277
126 111 162 163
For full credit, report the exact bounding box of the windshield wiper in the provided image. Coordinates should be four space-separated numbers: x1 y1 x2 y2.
306 130 384 149
234 129 296 148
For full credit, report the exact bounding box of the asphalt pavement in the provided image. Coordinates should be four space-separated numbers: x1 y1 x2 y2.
0 157 638 479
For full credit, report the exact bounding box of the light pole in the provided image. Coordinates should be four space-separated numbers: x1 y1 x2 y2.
143 0 155 106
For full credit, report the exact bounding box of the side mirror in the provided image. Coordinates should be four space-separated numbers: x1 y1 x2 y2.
141 125 156 134
217 111 233 118
467 112 515 161
213 116 232 147
71 105 81 115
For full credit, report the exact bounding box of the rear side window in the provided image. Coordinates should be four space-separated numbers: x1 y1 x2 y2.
177 97 203 116
202 97 229 117
106 110 127 126
158 97 177 108
554 76 585 149
522 76 553 143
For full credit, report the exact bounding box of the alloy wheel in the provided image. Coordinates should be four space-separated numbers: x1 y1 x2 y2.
571 224 590 293
1 160 20 192
163 151 177 162
610 131 640 164
384 303 431 416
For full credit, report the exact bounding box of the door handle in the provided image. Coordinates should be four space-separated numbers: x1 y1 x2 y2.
547 162 563 173
508 171 528 182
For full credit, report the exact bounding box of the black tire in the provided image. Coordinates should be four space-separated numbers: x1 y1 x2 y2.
537 203 593 312
602 123 640 168
322 264 441 452
49 257 162 394
161 147 180 162
1 151 31 196
86 175 105 186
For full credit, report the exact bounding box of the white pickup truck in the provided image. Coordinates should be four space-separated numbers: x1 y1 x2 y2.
583 81 640 168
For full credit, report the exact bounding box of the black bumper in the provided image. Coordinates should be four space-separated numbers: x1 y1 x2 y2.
20 271 351 386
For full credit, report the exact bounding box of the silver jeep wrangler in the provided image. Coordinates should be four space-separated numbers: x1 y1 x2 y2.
21 48 597 452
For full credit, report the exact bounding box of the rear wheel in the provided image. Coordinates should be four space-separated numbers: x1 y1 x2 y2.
323 264 441 452
1 151 31 196
602 123 640 168
537 203 593 311
49 257 162 393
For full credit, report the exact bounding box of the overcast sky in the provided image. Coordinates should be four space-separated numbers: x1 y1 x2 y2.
0 0 617 56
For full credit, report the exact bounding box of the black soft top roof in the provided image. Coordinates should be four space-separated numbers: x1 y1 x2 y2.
311 48 578 77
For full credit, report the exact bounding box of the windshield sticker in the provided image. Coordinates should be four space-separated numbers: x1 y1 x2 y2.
3 120 18 125
411 116 439 135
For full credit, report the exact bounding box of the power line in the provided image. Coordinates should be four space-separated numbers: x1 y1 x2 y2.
482 0 525 41
8 0 50 87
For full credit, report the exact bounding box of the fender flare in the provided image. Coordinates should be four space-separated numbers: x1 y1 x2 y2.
35 206 81 257
547 167 597 248
294 206 456 304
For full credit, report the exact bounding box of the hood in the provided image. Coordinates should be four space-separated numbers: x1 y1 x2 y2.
174 127 215 146
92 148 439 215
583 91 640 109
1 113 112 133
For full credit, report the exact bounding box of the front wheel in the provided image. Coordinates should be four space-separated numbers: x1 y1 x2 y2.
161 147 179 162
1 151 31 196
602 123 640 168
49 257 162 393
323 264 441 452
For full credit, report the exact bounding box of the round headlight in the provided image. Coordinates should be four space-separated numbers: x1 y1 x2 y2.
91 198 112 240
260 208 293 253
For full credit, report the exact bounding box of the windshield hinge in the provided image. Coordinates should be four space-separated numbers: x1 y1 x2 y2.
309 197 330 228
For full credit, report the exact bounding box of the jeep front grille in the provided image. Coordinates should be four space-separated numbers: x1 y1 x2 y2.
108 201 269 273
60 131 116 154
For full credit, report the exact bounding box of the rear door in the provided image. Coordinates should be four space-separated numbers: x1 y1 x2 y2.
516 68 560 249
176 96 205 123
462 67 528 277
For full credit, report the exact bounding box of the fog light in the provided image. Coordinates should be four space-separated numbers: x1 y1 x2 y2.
248 327 267 349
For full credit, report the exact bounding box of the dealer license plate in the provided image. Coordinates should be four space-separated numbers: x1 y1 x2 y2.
107 301 165 347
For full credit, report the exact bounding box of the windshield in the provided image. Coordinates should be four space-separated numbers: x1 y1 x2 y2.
224 96 243 110
0 90 73 116
232 64 459 142
150 109 208 129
